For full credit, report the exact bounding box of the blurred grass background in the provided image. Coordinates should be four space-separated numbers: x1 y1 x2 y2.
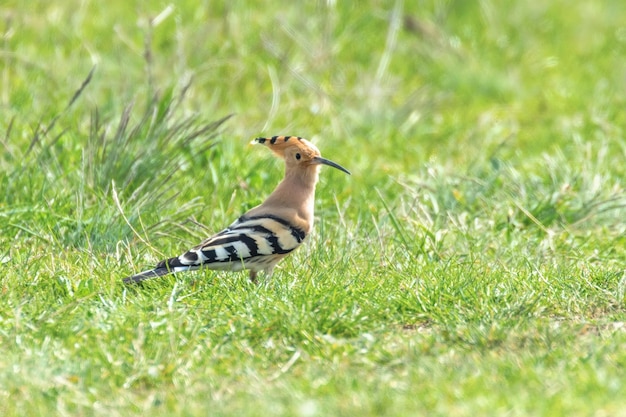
1 1 625 416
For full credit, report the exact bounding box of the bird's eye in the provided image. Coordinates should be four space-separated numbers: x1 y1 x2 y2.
295 153 301 160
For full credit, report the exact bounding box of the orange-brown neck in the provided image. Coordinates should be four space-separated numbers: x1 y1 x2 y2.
259 164 320 230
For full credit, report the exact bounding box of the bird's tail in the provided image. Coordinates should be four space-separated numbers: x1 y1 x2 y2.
122 267 173 285
123 256 194 285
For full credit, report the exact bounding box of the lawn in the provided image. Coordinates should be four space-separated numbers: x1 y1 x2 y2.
1 1 625 416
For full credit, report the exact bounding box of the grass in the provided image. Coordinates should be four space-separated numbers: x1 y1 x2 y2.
1 0 626 416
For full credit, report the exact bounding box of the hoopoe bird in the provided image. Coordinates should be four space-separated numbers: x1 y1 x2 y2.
123 136 350 285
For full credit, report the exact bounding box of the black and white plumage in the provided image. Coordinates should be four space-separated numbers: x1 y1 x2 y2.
123 136 350 285
124 214 306 284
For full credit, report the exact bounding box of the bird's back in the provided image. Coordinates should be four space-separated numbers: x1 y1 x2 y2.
123 212 307 284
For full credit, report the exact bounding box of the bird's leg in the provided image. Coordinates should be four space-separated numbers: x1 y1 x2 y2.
249 270 258 284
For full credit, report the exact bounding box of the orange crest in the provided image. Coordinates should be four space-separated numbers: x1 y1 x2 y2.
252 136 320 159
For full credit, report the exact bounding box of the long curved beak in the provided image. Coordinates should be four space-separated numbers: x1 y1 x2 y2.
312 157 351 175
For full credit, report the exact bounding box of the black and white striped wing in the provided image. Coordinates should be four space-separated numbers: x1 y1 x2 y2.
123 214 306 284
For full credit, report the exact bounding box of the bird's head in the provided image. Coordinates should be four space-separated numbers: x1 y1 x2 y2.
252 136 351 175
